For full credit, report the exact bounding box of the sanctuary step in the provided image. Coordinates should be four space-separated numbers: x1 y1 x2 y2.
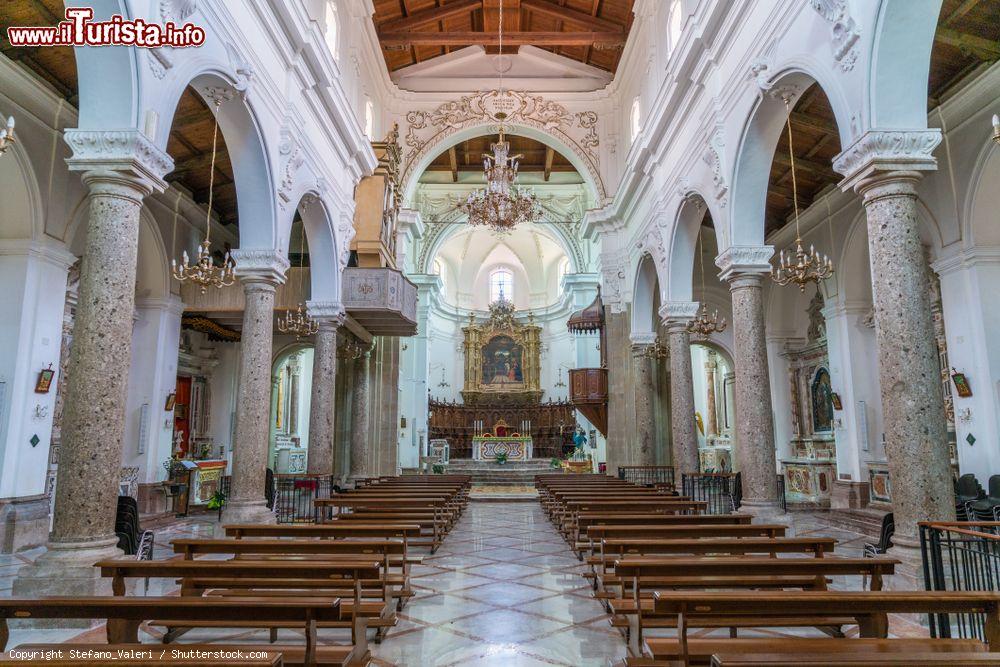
441 459 558 486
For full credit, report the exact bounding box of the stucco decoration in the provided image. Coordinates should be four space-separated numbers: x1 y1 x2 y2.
403 90 606 200
64 130 174 190
230 249 290 283
277 128 307 212
161 0 198 21
702 127 728 208
600 249 629 314
715 245 775 281
149 0 198 78
637 226 667 278
809 0 861 71
832 130 942 187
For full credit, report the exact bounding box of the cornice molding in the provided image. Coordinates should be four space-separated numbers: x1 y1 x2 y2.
64 129 174 193
659 300 700 323
306 300 347 325
715 245 774 281
232 248 291 284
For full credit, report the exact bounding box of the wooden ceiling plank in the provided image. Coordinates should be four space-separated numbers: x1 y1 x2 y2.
934 26 1000 60
26 0 62 25
943 0 983 25
582 0 601 66
377 30 625 46
772 153 837 180
544 146 554 182
449 146 459 183
378 0 482 32
521 0 620 32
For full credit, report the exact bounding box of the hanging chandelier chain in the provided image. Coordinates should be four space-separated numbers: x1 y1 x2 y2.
687 222 727 339
783 97 802 242
204 99 222 245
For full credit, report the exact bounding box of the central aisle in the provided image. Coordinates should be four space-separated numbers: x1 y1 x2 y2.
370 501 627 666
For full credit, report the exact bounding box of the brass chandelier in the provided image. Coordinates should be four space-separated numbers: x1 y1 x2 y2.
688 228 727 339
458 0 540 235
172 99 237 293
277 219 319 339
771 96 834 291
0 114 15 156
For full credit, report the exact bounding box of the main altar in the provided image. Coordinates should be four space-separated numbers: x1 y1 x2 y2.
472 419 533 461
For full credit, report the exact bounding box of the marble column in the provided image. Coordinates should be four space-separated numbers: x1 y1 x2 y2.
14 131 172 599
716 251 781 516
834 131 954 557
305 303 345 476
349 347 372 482
287 353 302 436
705 352 719 437
662 303 701 476
630 334 658 466
224 251 289 525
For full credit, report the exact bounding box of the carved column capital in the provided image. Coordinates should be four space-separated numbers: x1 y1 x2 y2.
833 129 941 192
307 301 347 330
232 249 290 286
659 301 699 327
65 129 174 195
715 246 774 283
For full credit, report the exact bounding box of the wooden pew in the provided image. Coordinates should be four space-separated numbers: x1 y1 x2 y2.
612 557 898 654
571 513 752 553
0 597 354 666
171 538 418 611
579 523 786 562
648 590 1000 665
95 559 383 646
315 499 452 550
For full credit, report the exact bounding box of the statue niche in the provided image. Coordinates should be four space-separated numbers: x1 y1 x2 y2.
461 298 543 405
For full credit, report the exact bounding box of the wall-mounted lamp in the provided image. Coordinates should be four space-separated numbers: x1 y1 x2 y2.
0 114 15 156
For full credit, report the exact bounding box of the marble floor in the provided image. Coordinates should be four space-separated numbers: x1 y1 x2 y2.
0 504 928 666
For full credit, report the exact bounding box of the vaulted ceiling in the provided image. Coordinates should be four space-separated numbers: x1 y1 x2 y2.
371 0 635 74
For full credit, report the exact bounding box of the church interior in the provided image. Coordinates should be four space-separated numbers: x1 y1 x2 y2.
1 0 1000 665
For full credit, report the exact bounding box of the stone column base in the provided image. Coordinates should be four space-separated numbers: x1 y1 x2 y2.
831 480 870 510
222 499 275 525
13 536 123 626
0 495 51 553
739 500 795 531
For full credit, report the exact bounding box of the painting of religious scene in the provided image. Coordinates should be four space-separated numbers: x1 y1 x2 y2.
811 367 834 433
482 335 524 386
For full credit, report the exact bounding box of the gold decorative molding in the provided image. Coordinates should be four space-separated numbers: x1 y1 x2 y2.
461 300 543 405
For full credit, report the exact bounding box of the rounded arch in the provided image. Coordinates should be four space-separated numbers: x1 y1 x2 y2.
288 193 341 305
272 341 315 370
631 253 659 336
74 1 140 130
402 123 605 206
964 141 1000 247
869 0 943 129
156 70 278 250
729 67 852 248
134 209 171 300
0 141 43 241
664 192 714 303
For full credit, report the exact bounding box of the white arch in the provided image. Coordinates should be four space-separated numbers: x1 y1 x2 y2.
0 141 44 241
868 0 944 129
729 66 852 248
154 66 279 251
631 253 659 336
284 192 342 305
75 0 140 130
664 191 717 303
402 122 605 206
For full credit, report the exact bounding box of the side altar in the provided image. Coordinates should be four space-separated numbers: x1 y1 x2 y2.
471 419 533 461
461 298 543 405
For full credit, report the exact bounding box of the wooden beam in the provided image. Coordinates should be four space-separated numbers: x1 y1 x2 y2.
378 0 482 33
789 111 838 135
449 146 459 183
772 153 838 181
544 146 554 182
943 0 983 26
935 27 1000 60
377 30 625 47
520 0 621 32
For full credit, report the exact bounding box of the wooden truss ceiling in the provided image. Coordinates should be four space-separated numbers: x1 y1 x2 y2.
424 134 577 181
372 0 635 74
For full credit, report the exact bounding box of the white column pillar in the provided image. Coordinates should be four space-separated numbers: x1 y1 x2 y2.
0 239 77 551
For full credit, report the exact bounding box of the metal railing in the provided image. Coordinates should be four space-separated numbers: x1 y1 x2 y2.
920 521 1000 641
618 465 675 488
681 472 741 514
272 474 336 523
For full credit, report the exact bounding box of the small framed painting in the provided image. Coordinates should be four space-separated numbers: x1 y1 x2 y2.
952 369 973 398
831 392 843 411
34 366 55 394
164 393 177 411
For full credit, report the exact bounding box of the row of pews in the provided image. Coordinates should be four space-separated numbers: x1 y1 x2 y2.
536 473 1000 667
0 474 471 667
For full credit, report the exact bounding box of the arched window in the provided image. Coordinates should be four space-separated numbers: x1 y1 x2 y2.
557 257 570 286
324 2 339 60
667 0 683 55
490 268 513 303
630 97 642 143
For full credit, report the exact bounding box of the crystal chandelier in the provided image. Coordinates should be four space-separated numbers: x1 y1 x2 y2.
771 96 834 291
458 0 540 235
688 227 727 339
0 114 15 156
172 99 236 293
277 218 319 339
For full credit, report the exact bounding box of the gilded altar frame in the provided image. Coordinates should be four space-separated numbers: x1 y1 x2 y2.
461 305 543 405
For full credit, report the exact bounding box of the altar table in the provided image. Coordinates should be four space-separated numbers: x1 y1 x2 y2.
473 437 533 461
